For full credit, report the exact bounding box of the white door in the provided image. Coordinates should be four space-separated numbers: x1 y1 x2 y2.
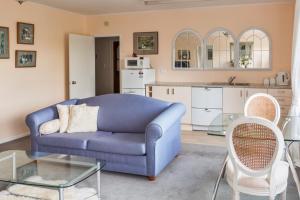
69 34 95 99
223 88 245 113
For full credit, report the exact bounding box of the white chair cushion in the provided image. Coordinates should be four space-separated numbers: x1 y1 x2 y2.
226 159 289 194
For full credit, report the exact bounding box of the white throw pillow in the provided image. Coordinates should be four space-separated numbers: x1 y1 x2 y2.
67 106 99 133
56 104 69 133
39 119 60 135
56 104 86 133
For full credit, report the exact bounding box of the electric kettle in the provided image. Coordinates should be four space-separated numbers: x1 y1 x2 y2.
275 72 290 86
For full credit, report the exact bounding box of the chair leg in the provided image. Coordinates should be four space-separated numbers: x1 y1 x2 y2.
281 190 287 200
232 190 240 200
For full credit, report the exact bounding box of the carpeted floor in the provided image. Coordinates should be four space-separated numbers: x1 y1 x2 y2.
0 143 298 200
78 143 298 200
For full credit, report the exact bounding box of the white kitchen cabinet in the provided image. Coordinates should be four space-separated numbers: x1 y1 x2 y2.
245 88 268 101
152 86 191 124
192 87 223 130
268 89 292 117
192 87 223 108
223 88 245 113
192 108 222 126
223 87 269 113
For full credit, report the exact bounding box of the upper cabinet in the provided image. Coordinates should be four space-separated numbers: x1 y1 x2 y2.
204 28 235 70
238 29 271 69
172 27 271 71
173 29 202 70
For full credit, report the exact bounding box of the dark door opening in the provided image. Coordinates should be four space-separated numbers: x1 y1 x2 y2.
95 37 120 96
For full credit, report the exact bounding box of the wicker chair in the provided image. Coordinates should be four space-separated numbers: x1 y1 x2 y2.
226 117 289 200
244 93 281 125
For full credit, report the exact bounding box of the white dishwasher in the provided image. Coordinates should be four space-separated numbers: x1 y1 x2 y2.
192 87 223 131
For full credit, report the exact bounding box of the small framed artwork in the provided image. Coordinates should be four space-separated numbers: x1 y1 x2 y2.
133 32 158 55
0 26 9 59
15 50 37 68
17 22 34 45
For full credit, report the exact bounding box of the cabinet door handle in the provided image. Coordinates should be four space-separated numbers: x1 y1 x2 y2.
205 108 211 112
172 88 175 95
167 88 170 95
240 90 243 98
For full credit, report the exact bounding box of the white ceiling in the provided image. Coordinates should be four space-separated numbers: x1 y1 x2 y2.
28 0 294 15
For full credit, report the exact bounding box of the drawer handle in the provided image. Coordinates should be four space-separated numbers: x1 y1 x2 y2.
167 88 170 95
172 88 175 95
205 108 211 112
240 90 243 98
205 87 211 91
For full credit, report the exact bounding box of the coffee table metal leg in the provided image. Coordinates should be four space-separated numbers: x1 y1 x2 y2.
59 188 64 200
211 153 228 200
286 142 300 198
97 162 101 200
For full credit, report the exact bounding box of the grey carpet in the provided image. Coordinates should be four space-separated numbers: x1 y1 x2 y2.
78 143 298 200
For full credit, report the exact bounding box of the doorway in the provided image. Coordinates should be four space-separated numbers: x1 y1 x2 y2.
95 37 120 96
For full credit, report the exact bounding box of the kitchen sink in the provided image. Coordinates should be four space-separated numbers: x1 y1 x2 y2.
233 83 250 86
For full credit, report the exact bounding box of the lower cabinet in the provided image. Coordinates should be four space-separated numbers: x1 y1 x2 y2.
223 88 245 113
223 87 268 113
151 85 292 129
192 108 222 130
152 86 191 124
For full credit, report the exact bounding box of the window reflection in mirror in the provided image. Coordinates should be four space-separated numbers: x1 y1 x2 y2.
239 29 270 69
173 30 201 69
204 30 235 69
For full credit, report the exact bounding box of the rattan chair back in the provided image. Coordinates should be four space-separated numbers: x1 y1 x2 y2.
244 93 280 125
226 117 284 177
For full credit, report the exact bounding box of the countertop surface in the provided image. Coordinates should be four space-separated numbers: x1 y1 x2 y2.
146 82 292 89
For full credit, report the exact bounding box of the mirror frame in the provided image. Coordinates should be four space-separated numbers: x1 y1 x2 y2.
172 28 202 70
236 27 272 71
202 27 237 71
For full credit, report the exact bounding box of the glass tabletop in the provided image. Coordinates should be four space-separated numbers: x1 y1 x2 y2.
0 150 105 188
208 113 300 142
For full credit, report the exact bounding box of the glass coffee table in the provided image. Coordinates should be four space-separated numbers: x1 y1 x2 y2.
0 150 105 200
209 113 300 200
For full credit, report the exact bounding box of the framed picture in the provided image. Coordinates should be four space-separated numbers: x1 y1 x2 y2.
15 50 37 68
0 26 9 59
17 22 34 45
133 32 158 55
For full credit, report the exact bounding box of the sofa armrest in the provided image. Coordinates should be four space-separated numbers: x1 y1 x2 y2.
145 103 186 143
26 99 78 137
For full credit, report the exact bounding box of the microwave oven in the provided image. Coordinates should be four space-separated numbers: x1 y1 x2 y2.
125 57 150 69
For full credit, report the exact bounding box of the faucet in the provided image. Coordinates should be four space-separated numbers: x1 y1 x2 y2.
228 76 236 85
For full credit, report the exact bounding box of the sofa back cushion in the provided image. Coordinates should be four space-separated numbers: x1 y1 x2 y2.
77 94 171 133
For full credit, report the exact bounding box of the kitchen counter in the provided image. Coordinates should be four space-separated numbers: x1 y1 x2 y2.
146 82 292 89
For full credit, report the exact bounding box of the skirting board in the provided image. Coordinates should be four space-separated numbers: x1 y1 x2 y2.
0 132 29 144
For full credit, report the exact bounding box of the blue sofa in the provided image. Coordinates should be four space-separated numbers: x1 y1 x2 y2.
26 94 185 180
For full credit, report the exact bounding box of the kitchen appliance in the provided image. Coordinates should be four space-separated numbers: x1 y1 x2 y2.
125 57 150 69
121 69 155 96
276 72 290 86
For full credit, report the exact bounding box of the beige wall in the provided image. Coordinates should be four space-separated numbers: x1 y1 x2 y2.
0 1 295 142
87 3 294 83
0 0 86 141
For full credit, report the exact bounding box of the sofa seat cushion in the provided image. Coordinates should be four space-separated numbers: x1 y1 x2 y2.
87 133 146 156
36 131 111 150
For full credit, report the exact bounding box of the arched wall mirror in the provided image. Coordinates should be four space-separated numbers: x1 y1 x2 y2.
238 28 271 69
173 29 202 69
203 28 235 69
